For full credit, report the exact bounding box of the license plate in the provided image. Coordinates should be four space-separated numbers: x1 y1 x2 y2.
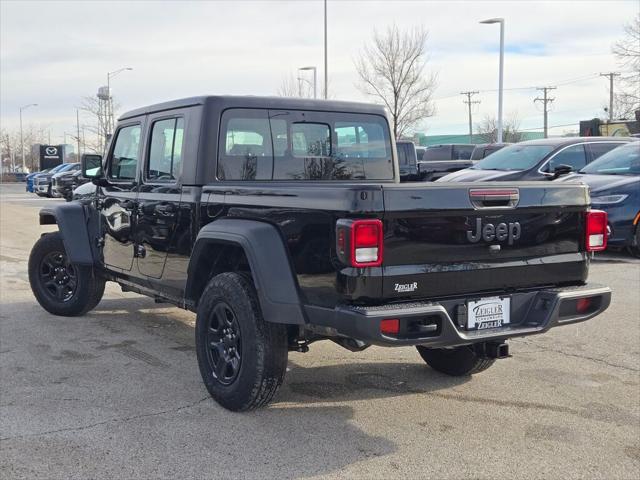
467 296 510 330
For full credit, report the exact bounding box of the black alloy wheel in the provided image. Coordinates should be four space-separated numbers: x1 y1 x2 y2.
206 302 242 385
39 251 77 302
28 231 105 316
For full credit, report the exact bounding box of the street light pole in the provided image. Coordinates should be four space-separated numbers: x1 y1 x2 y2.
324 0 328 99
19 103 37 172
298 66 317 99
106 67 133 134
480 18 505 143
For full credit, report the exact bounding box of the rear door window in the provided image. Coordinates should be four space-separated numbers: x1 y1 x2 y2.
147 117 184 182
547 144 587 172
586 142 624 162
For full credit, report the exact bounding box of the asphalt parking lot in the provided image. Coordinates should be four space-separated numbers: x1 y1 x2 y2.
1 183 639 479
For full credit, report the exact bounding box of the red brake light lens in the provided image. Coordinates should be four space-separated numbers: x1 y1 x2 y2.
351 219 383 267
354 223 379 247
586 210 608 252
336 219 384 267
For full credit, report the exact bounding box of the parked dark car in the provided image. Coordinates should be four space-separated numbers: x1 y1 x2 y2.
26 169 51 192
396 140 421 181
418 143 476 181
470 143 511 160
53 169 90 201
34 163 79 197
556 142 640 256
438 137 634 182
29 95 611 412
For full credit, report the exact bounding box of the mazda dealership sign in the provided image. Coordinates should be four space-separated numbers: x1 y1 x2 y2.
39 145 63 170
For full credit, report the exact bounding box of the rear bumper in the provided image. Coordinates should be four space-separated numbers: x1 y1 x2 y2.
304 283 611 347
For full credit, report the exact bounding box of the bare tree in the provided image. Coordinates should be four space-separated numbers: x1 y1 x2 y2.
79 95 120 153
277 72 329 99
612 16 640 119
354 24 437 139
0 125 50 172
476 113 523 143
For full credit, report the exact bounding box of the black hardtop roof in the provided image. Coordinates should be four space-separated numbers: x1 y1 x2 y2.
516 136 635 146
119 95 387 120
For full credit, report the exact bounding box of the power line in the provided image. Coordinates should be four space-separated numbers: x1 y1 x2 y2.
519 122 577 132
460 91 480 143
534 86 556 138
434 73 601 102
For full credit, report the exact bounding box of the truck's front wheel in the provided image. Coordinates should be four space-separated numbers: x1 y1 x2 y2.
28 232 105 316
195 272 288 411
416 345 495 376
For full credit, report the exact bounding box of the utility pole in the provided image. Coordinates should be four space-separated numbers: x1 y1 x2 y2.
76 109 82 161
600 72 620 121
534 86 556 138
460 91 480 143
323 0 328 99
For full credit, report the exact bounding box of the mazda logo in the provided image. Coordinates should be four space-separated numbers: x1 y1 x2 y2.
45 147 58 155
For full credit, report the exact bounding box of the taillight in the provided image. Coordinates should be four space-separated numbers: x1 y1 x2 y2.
336 219 383 267
585 210 608 252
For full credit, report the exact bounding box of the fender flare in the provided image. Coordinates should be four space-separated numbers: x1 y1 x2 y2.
39 203 95 265
186 218 306 325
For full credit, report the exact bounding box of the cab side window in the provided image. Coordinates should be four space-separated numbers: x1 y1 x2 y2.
218 109 273 180
109 125 141 181
147 118 184 182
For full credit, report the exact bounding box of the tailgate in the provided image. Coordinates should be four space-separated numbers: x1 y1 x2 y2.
381 183 589 300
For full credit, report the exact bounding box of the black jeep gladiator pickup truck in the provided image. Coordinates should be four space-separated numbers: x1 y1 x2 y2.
29 96 612 411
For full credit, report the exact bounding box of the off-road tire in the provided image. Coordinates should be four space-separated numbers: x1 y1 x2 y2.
416 344 495 376
28 232 105 316
195 272 288 411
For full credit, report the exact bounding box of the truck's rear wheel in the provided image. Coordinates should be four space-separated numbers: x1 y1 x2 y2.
195 272 288 411
416 344 495 376
28 232 105 316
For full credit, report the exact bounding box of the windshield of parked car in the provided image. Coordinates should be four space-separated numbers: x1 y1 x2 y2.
57 163 76 173
580 142 640 175
47 164 66 174
472 144 555 171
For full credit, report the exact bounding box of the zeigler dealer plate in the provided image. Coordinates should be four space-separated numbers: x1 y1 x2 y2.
467 296 511 330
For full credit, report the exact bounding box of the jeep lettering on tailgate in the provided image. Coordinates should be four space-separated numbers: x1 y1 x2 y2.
466 218 521 245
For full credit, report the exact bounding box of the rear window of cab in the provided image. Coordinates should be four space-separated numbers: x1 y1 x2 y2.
217 108 394 181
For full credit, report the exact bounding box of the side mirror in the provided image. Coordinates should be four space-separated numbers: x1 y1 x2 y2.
82 154 103 179
552 164 573 179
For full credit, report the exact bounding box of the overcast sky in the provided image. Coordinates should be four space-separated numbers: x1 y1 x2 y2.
1 0 637 143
